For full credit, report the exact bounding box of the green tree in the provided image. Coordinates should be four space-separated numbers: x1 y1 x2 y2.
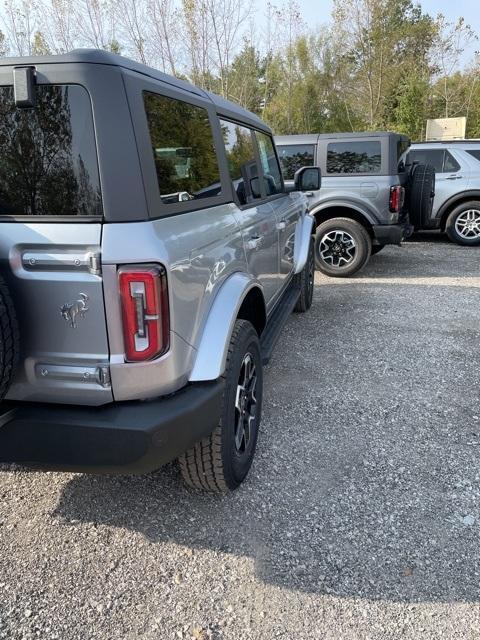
332 0 436 131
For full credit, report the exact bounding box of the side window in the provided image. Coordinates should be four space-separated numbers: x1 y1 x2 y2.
220 120 261 205
407 149 444 172
466 149 480 163
143 91 221 204
255 132 284 196
443 151 460 172
326 141 381 174
277 144 315 180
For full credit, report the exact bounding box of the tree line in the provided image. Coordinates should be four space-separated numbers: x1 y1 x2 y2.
0 0 478 140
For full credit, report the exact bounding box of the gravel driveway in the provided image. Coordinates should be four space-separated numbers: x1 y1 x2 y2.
1 234 479 640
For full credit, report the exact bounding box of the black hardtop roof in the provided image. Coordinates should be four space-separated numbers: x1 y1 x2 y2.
275 131 409 144
0 49 270 133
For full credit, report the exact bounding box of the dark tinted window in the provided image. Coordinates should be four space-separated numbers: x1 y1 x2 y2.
397 138 410 160
327 141 381 174
444 151 460 172
277 144 315 180
397 138 410 172
144 92 221 204
466 149 480 162
256 132 283 196
220 120 261 205
407 149 444 172
0 85 102 217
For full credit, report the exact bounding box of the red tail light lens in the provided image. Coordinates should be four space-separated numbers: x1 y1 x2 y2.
118 266 169 362
389 185 404 213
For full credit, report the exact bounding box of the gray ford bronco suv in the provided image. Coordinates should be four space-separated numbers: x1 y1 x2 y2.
0 51 318 492
276 132 435 276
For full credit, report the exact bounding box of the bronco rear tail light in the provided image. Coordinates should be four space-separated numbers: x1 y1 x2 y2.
389 185 404 213
118 266 169 362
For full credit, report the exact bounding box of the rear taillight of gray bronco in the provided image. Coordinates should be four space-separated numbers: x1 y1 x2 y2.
118 266 170 362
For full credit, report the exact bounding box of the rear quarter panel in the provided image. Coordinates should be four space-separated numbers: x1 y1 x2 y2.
101 205 247 401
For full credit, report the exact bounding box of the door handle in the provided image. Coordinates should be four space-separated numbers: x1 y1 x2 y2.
276 221 286 231
446 175 463 180
246 236 262 250
305 192 314 197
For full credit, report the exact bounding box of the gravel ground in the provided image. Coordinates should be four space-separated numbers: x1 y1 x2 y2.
1 233 480 640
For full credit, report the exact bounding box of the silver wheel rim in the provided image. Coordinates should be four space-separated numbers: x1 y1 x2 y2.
455 209 480 239
234 353 258 454
320 230 357 267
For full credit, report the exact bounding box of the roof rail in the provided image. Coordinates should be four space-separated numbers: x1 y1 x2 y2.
413 139 480 144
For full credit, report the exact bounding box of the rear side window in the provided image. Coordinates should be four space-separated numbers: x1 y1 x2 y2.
278 144 315 180
0 85 102 217
255 132 283 196
443 151 460 172
220 120 261 205
143 92 221 204
327 141 381 174
466 149 480 162
407 149 444 172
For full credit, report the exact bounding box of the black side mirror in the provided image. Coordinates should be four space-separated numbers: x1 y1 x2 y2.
294 166 321 192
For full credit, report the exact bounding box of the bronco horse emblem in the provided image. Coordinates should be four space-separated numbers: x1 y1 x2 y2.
60 293 89 328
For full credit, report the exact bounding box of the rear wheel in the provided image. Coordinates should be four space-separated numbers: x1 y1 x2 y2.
179 320 263 492
0 274 19 402
445 202 480 246
314 218 371 277
294 237 314 312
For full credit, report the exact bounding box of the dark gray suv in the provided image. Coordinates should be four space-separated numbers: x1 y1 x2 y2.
276 132 434 276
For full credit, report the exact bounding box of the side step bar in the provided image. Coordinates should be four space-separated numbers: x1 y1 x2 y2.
260 283 300 365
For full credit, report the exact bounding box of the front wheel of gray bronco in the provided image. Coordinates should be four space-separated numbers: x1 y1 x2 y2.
445 201 480 246
314 218 371 277
179 320 263 492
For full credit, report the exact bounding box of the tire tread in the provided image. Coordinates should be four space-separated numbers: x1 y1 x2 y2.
178 320 254 493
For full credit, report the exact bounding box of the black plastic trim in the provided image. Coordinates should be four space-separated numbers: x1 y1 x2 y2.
0 381 223 474
372 224 404 245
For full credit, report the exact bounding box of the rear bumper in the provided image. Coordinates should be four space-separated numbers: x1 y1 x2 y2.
0 381 222 474
372 224 404 245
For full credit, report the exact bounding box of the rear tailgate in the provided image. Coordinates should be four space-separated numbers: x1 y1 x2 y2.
0 81 111 405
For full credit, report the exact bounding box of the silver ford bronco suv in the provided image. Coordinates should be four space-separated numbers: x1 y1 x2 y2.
0 51 318 492
276 132 435 277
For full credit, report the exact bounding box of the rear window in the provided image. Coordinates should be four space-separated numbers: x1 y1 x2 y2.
277 144 315 180
466 149 480 162
143 91 221 204
0 84 102 217
326 141 381 174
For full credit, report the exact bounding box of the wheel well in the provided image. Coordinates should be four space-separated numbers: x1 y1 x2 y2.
312 206 373 236
237 287 266 337
439 197 480 231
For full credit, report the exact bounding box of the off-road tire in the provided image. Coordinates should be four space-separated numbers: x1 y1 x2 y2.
179 320 263 492
445 201 480 246
294 237 314 312
314 217 372 277
0 274 19 401
407 164 435 228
